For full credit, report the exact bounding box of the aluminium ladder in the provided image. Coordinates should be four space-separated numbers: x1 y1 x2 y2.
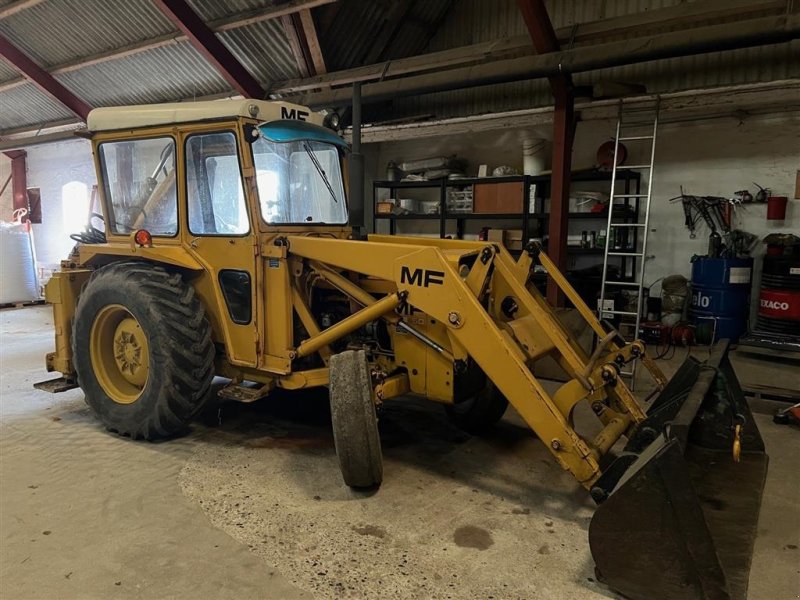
598 98 660 388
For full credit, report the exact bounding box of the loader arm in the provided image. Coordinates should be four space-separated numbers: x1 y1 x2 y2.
287 234 661 487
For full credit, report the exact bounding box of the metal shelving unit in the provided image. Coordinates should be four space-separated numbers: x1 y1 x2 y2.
372 170 643 304
373 175 543 241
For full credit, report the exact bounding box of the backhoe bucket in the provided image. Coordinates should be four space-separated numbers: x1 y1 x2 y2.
588 340 768 600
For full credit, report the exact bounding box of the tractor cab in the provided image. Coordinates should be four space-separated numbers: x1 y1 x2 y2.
85 99 350 245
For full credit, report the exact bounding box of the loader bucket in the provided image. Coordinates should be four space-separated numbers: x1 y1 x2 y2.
588 340 768 600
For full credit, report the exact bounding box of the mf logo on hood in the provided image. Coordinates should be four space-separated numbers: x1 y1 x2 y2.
281 107 309 121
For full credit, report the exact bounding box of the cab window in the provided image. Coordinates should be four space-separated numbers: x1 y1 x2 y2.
98 137 177 236
252 137 347 225
185 131 249 235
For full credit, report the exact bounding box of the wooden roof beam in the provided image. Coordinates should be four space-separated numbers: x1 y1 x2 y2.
270 0 788 95
294 13 800 108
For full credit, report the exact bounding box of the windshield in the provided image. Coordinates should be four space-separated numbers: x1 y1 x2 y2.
251 137 347 224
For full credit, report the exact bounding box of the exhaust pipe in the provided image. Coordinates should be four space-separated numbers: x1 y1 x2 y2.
348 81 365 236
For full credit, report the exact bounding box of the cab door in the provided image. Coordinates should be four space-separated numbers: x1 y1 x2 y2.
179 127 259 367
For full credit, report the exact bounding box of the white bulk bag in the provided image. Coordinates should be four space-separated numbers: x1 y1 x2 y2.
0 209 40 304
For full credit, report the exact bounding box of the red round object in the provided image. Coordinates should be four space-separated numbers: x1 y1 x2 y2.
134 229 152 247
596 141 627 169
671 324 695 346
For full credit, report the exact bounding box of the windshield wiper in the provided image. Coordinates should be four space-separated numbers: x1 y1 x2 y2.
302 141 338 203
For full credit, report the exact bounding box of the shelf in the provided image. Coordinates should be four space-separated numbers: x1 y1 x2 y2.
449 212 546 220
376 212 547 220
373 169 641 190
373 179 448 189
374 214 441 220
567 247 605 254
567 212 606 219
569 169 641 182
374 175 529 189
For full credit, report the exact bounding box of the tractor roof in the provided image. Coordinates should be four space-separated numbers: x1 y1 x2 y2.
86 99 322 132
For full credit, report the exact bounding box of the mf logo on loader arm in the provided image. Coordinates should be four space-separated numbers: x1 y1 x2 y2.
400 266 445 287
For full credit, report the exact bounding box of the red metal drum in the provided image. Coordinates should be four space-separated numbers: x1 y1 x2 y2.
756 252 800 335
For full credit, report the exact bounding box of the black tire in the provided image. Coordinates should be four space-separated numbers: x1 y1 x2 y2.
72 262 214 440
445 382 508 434
329 350 383 489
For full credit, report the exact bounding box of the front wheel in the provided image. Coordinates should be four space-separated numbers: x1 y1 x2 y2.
72 262 214 439
329 350 383 489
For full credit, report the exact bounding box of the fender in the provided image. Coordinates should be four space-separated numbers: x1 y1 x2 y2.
78 244 204 271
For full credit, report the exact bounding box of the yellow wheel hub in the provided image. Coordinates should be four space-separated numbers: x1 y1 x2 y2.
90 305 150 404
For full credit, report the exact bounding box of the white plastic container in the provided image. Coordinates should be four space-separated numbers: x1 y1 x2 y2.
0 215 40 304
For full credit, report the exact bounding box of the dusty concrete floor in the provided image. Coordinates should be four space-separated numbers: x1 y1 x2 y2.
1 305 798 599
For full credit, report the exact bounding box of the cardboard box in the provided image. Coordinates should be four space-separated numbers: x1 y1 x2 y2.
488 228 524 251
376 201 395 214
473 181 524 213
487 229 504 243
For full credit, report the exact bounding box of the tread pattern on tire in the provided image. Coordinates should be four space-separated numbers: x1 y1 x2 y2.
72 261 214 440
329 350 383 489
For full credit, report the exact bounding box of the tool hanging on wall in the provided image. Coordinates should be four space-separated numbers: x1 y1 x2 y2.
670 189 758 258
753 182 771 203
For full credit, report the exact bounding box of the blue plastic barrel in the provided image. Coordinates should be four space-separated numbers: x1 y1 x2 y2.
689 256 753 343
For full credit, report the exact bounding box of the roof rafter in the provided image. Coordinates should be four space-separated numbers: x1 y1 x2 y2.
298 9 326 76
282 8 327 78
268 0 787 95
0 0 336 94
0 0 44 20
0 33 91 120
292 13 800 108
153 0 266 98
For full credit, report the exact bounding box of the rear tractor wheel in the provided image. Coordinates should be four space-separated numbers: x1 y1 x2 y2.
72 262 214 439
445 382 508 434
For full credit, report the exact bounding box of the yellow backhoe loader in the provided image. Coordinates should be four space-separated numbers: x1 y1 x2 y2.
35 99 767 600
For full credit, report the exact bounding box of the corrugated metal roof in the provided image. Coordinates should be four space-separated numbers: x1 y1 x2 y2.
0 0 172 67
392 0 800 121
0 0 796 134
0 60 18 82
320 1 392 70
219 19 300 85
186 0 282 22
0 82 74 130
320 0 452 70
56 43 232 107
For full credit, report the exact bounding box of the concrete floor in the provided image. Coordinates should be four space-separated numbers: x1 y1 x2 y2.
1 305 798 599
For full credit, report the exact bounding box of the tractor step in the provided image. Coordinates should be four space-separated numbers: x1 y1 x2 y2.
33 376 79 393
218 382 271 403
